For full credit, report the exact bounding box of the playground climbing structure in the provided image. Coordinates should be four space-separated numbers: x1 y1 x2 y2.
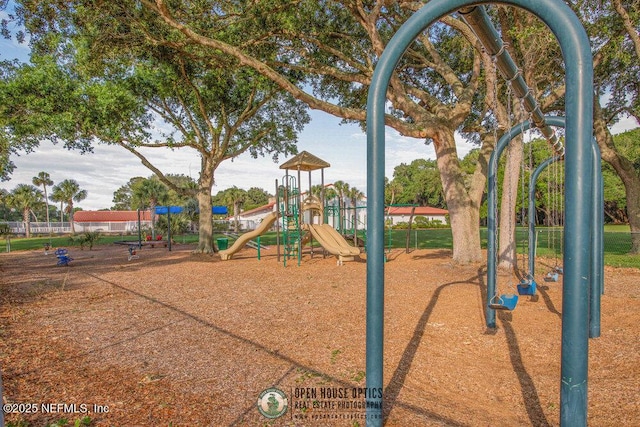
279 174 302 267
277 151 360 266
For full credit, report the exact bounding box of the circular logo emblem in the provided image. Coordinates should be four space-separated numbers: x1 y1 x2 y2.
257 388 288 419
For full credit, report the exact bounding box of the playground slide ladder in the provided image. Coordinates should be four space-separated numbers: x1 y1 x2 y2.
280 176 302 266
223 232 269 250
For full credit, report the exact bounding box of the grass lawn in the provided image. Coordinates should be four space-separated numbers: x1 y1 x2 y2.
2 225 637 268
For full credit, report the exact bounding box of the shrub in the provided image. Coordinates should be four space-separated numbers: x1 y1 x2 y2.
69 231 101 250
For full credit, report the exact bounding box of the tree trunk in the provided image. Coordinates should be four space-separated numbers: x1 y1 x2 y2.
593 103 640 254
23 208 31 238
194 158 215 254
498 138 523 272
433 128 484 264
150 201 157 240
69 207 75 234
43 187 50 229
406 206 415 254
233 202 240 233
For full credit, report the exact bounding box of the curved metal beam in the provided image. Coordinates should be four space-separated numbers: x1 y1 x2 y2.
366 1 593 425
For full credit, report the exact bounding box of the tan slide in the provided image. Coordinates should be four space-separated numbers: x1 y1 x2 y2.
219 212 278 260
307 224 360 263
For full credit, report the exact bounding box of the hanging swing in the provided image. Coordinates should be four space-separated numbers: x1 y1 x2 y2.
516 117 537 296
489 291 519 311
544 156 563 282
487 69 520 312
544 270 559 282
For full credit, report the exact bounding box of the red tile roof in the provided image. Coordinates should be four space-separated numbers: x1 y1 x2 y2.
74 210 152 222
236 202 276 218
386 206 448 216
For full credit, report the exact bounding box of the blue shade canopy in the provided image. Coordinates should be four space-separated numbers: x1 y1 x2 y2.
155 206 183 214
212 206 228 215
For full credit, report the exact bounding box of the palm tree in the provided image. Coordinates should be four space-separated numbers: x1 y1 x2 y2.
309 184 324 199
385 179 404 207
51 179 87 234
346 186 365 245
50 185 65 223
8 184 43 238
32 171 53 229
222 186 247 233
332 180 350 232
132 178 168 239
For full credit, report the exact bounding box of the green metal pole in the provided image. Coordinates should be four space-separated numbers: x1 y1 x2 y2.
257 236 261 260
368 2 593 426
590 143 603 338
525 117 603 339
137 209 142 249
167 208 172 252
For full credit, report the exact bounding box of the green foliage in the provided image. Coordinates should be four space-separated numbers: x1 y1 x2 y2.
387 159 445 208
213 186 248 232
51 179 87 214
3 0 638 259
155 214 190 236
7 184 43 219
391 219 445 230
112 175 197 211
613 128 640 173
244 187 271 211
69 231 100 250
111 176 145 210
132 178 168 211
1 3 309 253
412 216 446 229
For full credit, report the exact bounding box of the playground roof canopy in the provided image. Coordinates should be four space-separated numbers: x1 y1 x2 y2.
279 150 330 171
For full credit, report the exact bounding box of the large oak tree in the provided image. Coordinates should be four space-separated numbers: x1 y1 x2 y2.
0 32 309 254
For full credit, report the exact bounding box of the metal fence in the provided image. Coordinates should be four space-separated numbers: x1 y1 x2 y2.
0 221 152 235
398 227 639 256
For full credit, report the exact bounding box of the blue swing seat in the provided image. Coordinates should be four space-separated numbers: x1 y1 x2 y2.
517 278 537 296
489 294 518 311
55 248 73 266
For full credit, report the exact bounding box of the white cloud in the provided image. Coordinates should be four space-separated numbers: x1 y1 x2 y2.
610 115 638 135
4 107 635 211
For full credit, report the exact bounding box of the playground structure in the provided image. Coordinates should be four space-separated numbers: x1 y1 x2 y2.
366 2 598 426
219 212 278 260
218 151 361 265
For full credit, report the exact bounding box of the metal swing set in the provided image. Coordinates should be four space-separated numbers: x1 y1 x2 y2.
365 1 603 426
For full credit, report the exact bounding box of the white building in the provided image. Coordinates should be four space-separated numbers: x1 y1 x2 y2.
385 206 449 226
230 202 276 230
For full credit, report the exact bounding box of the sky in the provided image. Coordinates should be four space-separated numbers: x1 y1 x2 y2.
1 108 471 211
1 8 637 211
